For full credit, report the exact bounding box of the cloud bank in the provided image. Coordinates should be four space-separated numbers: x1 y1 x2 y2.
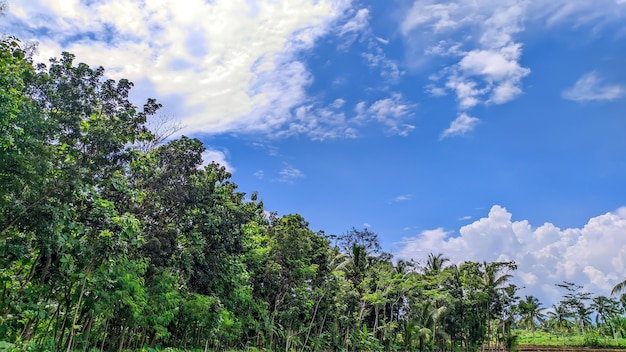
9 0 354 138
396 205 626 306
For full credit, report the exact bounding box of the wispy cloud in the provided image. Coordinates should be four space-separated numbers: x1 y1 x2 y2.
356 93 416 136
336 7 402 84
253 170 264 179
338 8 370 38
362 42 403 82
562 72 624 102
440 112 479 139
393 194 413 202
375 36 389 45
275 164 305 184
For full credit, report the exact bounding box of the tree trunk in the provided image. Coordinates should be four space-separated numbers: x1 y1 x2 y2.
117 325 127 352
66 263 93 352
303 292 323 348
99 319 109 352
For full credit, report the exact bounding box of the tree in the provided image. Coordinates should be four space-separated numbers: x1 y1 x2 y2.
517 295 546 331
611 279 626 297
546 303 572 340
423 253 450 276
555 281 592 335
591 295 622 340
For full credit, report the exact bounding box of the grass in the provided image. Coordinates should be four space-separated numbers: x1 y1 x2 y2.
515 329 626 348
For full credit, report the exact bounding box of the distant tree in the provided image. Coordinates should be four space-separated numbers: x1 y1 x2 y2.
423 253 450 275
555 281 592 335
336 227 382 256
518 295 546 331
611 279 626 297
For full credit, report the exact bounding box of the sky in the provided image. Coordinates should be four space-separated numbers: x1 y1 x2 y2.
3 0 626 308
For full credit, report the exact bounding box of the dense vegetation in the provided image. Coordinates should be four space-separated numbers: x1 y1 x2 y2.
3 37 626 352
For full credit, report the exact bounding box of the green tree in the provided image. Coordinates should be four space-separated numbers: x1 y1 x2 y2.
555 281 592 335
517 295 546 331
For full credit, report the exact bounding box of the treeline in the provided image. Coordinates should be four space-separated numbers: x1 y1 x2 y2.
2 36 625 352
517 282 626 346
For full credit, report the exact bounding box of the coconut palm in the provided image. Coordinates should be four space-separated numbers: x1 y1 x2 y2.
518 295 546 331
546 303 572 340
480 261 516 350
612 279 626 296
404 300 447 352
423 253 450 275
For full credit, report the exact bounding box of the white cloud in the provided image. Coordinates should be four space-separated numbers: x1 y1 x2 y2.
361 36 403 83
338 8 369 37
375 36 389 45
355 93 417 136
401 0 626 114
275 164 305 184
396 205 626 307
440 112 479 139
253 170 264 179
400 0 626 135
276 103 350 141
201 148 234 172
402 1 530 113
393 194 412 202
331 98 346 109
530 1 626 28
11 0 353 137
562 72 624 102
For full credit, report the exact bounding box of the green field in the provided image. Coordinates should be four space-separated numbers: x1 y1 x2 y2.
516 330 626 349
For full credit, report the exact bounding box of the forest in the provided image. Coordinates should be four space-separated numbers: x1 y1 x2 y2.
2 36 626 352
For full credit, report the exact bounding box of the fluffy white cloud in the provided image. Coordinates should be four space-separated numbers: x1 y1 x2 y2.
201 148 234 173
562 72 624 102
402 0 530 111
396 205 626 307
440 112 479 138
10 0 353 138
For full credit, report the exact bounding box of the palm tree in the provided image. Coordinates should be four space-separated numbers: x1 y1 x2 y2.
405 300 447 352
611 279 626 296
423 253 450 275
518 295 546 331
591 295 622 339
546 303 572 342
591 296 619 326
481 261 516 351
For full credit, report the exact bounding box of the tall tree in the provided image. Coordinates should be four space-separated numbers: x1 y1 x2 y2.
517 295 546 331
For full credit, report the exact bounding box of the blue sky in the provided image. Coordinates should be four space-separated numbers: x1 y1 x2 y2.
4 0 626 306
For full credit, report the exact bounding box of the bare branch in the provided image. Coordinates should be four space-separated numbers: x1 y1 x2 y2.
135 113 183 152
